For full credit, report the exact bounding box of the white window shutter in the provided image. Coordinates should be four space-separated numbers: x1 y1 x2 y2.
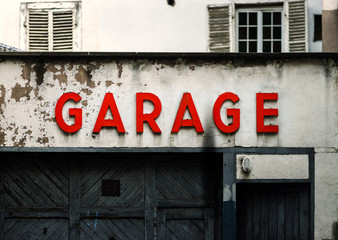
208 5 230 52
28 11 49 51
53 11 73 51
288 1 307 52
25 2 78 52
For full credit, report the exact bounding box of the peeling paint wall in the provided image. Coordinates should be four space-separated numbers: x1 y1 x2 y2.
0 56 336 149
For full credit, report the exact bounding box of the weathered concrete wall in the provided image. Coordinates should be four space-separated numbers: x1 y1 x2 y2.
0 54 336 149
315 150 338 240
236 154 309 179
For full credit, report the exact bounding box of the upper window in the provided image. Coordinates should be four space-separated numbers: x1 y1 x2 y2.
208 1 307 53
237 10 282 53
313 15 322 42
21 2 81 51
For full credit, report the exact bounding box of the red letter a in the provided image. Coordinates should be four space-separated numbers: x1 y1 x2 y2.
171 93 204 133
93 93 125 133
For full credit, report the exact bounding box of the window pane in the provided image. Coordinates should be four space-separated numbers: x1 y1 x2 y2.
263 41 271 52
263 12 271 25
237 10 283 53
314 14 322 41
263 27 271 39
239 27 247 39
273 41 281 52
249 27 257 39
239 41 247 52
239 13 247 25
249 41 257 52
273 12 281 25
273 27 281 39
249 12 257 25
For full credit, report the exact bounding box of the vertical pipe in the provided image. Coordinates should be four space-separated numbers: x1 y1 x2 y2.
223 152 236 240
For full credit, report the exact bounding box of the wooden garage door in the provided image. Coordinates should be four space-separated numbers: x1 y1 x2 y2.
155 155 222 239
236 183 310 240
1 153 69 240
0 152 221 240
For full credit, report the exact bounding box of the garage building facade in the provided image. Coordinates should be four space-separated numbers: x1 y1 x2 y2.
0 53 337 240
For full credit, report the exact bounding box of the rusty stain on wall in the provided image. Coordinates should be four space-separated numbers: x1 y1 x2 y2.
82 100 88 106
10 83 33 102
157 59 176 68
105 81 113 87
41 111 55 122
37 137 49 144
116 61 123 78
34 62 45 85
189 65 196 70
75 65 96 88
81 89 93 96
46 64 68 85
34 89 43 100
13 137 26 147
0 85 6 115
21 63 33 81
0 131 5 145
68 64 74 71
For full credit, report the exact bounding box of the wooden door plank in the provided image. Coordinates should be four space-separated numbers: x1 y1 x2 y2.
145 159 155 240
0 160 4 239
144 159 155 240
299 188 310 240
276 192 285 240
204 208 214 240
157 210 166 239
69 160 80 240
268 193 277 239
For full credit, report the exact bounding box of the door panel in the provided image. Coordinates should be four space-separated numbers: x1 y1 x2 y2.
157 208 214 240
155 155 220 239
1 152 221 240
80 219 144 240
237 183 310 240
5 219 68 240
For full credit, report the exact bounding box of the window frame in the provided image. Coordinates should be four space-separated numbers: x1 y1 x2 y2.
20 1 81 51
236 7 284 53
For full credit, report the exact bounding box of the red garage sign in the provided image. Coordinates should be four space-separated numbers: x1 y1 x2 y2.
55 92 278 134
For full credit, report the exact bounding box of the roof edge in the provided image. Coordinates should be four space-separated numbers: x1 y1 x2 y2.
0 52 336 60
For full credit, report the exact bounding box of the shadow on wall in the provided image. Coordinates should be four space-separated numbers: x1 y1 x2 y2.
333 221 338 240
202 116 216 150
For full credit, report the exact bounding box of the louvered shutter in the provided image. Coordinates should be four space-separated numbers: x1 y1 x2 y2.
28 11 49 51
288 1 307 52
53 11 73 51
208 5 230 52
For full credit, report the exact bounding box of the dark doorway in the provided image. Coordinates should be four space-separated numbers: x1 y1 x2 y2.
0 152 222 239
236 183 310 240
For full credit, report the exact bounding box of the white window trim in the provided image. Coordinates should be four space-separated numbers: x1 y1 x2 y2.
235 7 284 53
20 1 82 51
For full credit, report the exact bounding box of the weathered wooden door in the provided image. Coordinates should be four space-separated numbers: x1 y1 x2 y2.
236 183 310 240
0 152 221 239
155 156 221 240
1 153 70 239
